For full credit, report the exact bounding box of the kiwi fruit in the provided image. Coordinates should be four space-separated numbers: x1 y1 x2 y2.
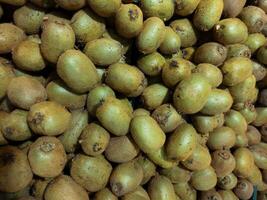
218 190 239 200
28 101 71 136
211 150 236 177
71 154 112 192
110 160 143 196
249 142 267 169
105 135 139 163
57 49 99 93
259 89 267 106
136 17 166 54
200 189 222 200
115 4 143 38
239 6 267 33
227 44 251 59
162 57 193 88
40 20 75 63
191 166 217 191
106 63 147 97
7 76 47 110
0 23 26 54
58 109 88 153
12 37 46 72
251 61 266 81
166 123 197 161
140 0 174 21
245 33 266 54
233 147 254 178
44 175 89 200
31 178 52 199
257 44 267 65
0 0 26 6
173 181 197 200
96 96 132 136
170 19 197 48
0 146 33 193
246 125 261 145
84 38 122 67
218 173 238 190
253 107 267 126
122 186 150 200
194 42 227 66
152 104 183 133
173 73 212 114
137 52 165 76
233 179 253 200
0 112 8 145
135 155 156 185
175 0 200 16
223 0 246 17
233 102 257 124
160 26 181 55
55 0 86 10
214 18 248 45
0 63 15 100
13 5 45 34
94 187 118 200
160 165 191 183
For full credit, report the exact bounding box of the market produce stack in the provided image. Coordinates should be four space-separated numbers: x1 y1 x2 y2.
0 0 267 200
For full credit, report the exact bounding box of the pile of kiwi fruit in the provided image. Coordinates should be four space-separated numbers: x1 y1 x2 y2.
1 0 267 199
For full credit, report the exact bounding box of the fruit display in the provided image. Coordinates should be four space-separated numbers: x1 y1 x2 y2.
1 0 267 200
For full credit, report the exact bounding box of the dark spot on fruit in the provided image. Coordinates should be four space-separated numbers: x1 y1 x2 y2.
218 151 230 160
170 60 178 67
0 152 15 166
128 9 139 21
31 112 44 125
93 143 102 152
40 142 55 152
4 127 14 136
112 182 123 196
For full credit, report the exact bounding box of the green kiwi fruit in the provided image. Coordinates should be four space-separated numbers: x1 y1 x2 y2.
110 160 143 196
137 52 165 76
106 63 147 97
58 109 88 153
193 0 224 31
40 20 75 63
1 109 32 141
137 17 166 54
200 189 222 200
79 123 110 157
0 112 8 145
0 63 15 100
175 0 200 16
131 115 165 153
211 150 236 177
217 173 238 190
166 123 197 161
173 73 212 114
162 57 193 88
214 18 248 45
245 33 266 54
0 146 33 193
57 49 99 93
170 19 197 47
192 114 218 133
160 27 181 55
182 47 195 61
88 0 121 17
160 165 191 183
233 179 253 200
218 190 239 200
182 143 211 171
253 107 267 126
96 97 132 136
152 104 183 133
140 0 175 21
191 166 217 191
223 0 246 17
94 188 118 200
12 37 46 72
249 142 267 169
207 126 236 150
44 175 89 200
115 4 143 38
239 6 267 33
13 5 45 34
257 44 267 65
252 61 267 81
0 23 26 54
71 154 112 192
221 57 253 86
7 76 47 110
233 148 254 178
32 178 52 200
28 136 67 178
0 0 26 5
173 181 197 200
233 102 257 124
246 125 261 145
135 154 156 184
122 186 150 200
227 44 251 59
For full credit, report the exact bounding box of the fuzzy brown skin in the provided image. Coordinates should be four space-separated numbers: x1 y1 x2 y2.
0 146 33 193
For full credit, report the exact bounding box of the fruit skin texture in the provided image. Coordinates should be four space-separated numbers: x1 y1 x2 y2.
55 0 86 10
27 101 71 136
0 146 33 193
130 115 166 153
71 154 112 192
233 148 254 178
110 161 143 196
193 0 224 31
57 49 99 93
173 73 212 114
44 175 89 200
223 0 246 17
7 76 47 110
94 188 118 200
175 0 201 16
40 20 75 63
0 23 26 54
28 136 67 178
0 63 15 100
88 0 121 17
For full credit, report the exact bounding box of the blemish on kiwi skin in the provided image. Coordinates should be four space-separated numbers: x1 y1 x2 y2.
128 9 139 21
31 112 44 125
40 142 55 152
93 143 102 152
4 127 14 136
112 182 123 196
0 152 15 166
218 151 230 160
